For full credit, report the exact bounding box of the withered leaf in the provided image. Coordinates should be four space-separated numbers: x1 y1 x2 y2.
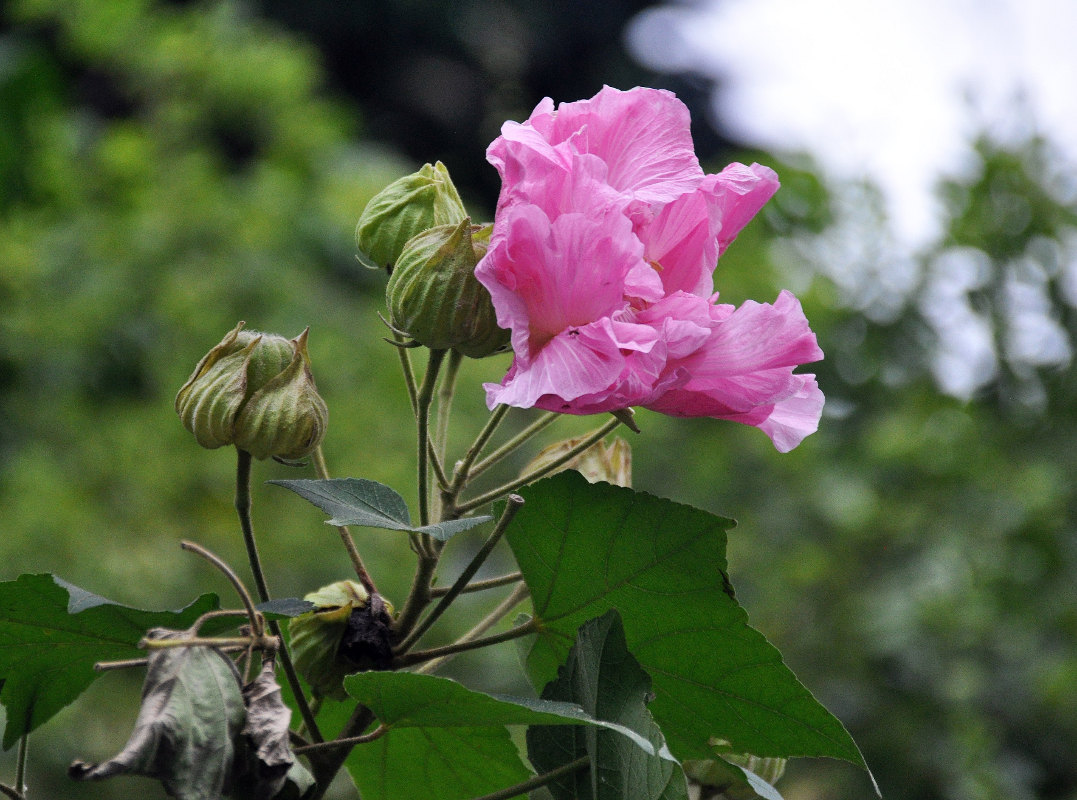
231 658 314 800
69 628 246 800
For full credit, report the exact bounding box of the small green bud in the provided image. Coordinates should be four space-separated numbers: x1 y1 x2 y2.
175 322 328 461
289 581 393 700
355 161 467 271
386 219 510 358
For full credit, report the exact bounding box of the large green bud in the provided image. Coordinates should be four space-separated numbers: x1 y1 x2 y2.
175 322 328 461
289 580 393 700
355 161 467 271
385 218 510 358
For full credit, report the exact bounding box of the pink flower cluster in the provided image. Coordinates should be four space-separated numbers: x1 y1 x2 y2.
475 86 824 452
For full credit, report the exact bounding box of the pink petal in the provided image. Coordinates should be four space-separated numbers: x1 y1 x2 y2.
708 163 781 256
476 201 645 356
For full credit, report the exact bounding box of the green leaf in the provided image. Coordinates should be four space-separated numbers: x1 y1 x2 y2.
341 670 670 800
508 472 868 769
69 629 246 800
271 477 491 540
343 670 658 754
527 610 687 800
348 726 528 800
0 573 219 748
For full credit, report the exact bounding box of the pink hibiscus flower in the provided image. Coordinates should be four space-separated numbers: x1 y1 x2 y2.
475 86 824 452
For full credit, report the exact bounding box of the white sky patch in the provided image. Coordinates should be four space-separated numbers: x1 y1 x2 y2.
626 0 1077 249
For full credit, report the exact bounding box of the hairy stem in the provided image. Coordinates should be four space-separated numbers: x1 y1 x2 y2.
467 411 559 480
312 446 378 594
429 571 522 598
234 449 323 743
394 495 524 654
454 416 623 515
395 614 538 669
416 349 447 528
415 583 530 675
466 756 590 800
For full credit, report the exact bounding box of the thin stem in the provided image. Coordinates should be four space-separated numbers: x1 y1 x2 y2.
391 543 440 643
14 734 27 799
468 411 559 480
312 446 378 594
180 540 262 635
306 704 375 800
395 615 538 669
0 784 20 800
234 448 323 743
450 403 509 492
416 583 530 675
394 331 420 414
429 571 522 598
140 634 278 650
434 348 463 462
454 416 624 515
235 449 271 603
293 724 388 755
395 496 524 655
416 349 447 527
466 756 590 800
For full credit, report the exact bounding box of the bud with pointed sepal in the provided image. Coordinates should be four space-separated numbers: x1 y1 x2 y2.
386 219 510 358
355 161 467 271
175 322 328 461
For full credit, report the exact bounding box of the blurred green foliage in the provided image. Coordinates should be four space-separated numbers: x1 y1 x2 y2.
1 1 1075 800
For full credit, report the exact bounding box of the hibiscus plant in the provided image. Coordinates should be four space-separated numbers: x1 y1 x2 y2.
0 87 875 800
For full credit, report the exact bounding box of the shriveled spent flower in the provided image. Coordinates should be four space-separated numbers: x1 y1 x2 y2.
289 580 393 700
386 218 510 358
356 160 468 271
175 322 328 461
476 86 824 452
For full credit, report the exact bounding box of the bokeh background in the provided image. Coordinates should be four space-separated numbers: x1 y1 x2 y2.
1 1 1075 798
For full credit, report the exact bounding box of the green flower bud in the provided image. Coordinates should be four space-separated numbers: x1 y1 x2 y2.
385 219 510 358
355 161 467 271
175 322 328 460
289 581 393 700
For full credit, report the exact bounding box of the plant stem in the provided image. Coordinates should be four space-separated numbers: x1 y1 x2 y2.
429 571 522 598
306 704 375 800
393 331 419 414
450 403 509 489
415 583 530 675
434 348 463 462
394 495 524 654
0 785 20 800
465 756 590 800
416 349 447 527
234 449 323 743
467 411 559 480
180 540 262 635
453 416 624 515
293 724 388 755
395 614 538 669
312 446 378 594
14 733 27 798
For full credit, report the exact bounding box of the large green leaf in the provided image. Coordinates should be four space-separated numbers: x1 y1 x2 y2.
0 573 219 748
340 671 672 800
528 610 688 800
271 477 491 540
342 670 668 800
508 472 868 769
